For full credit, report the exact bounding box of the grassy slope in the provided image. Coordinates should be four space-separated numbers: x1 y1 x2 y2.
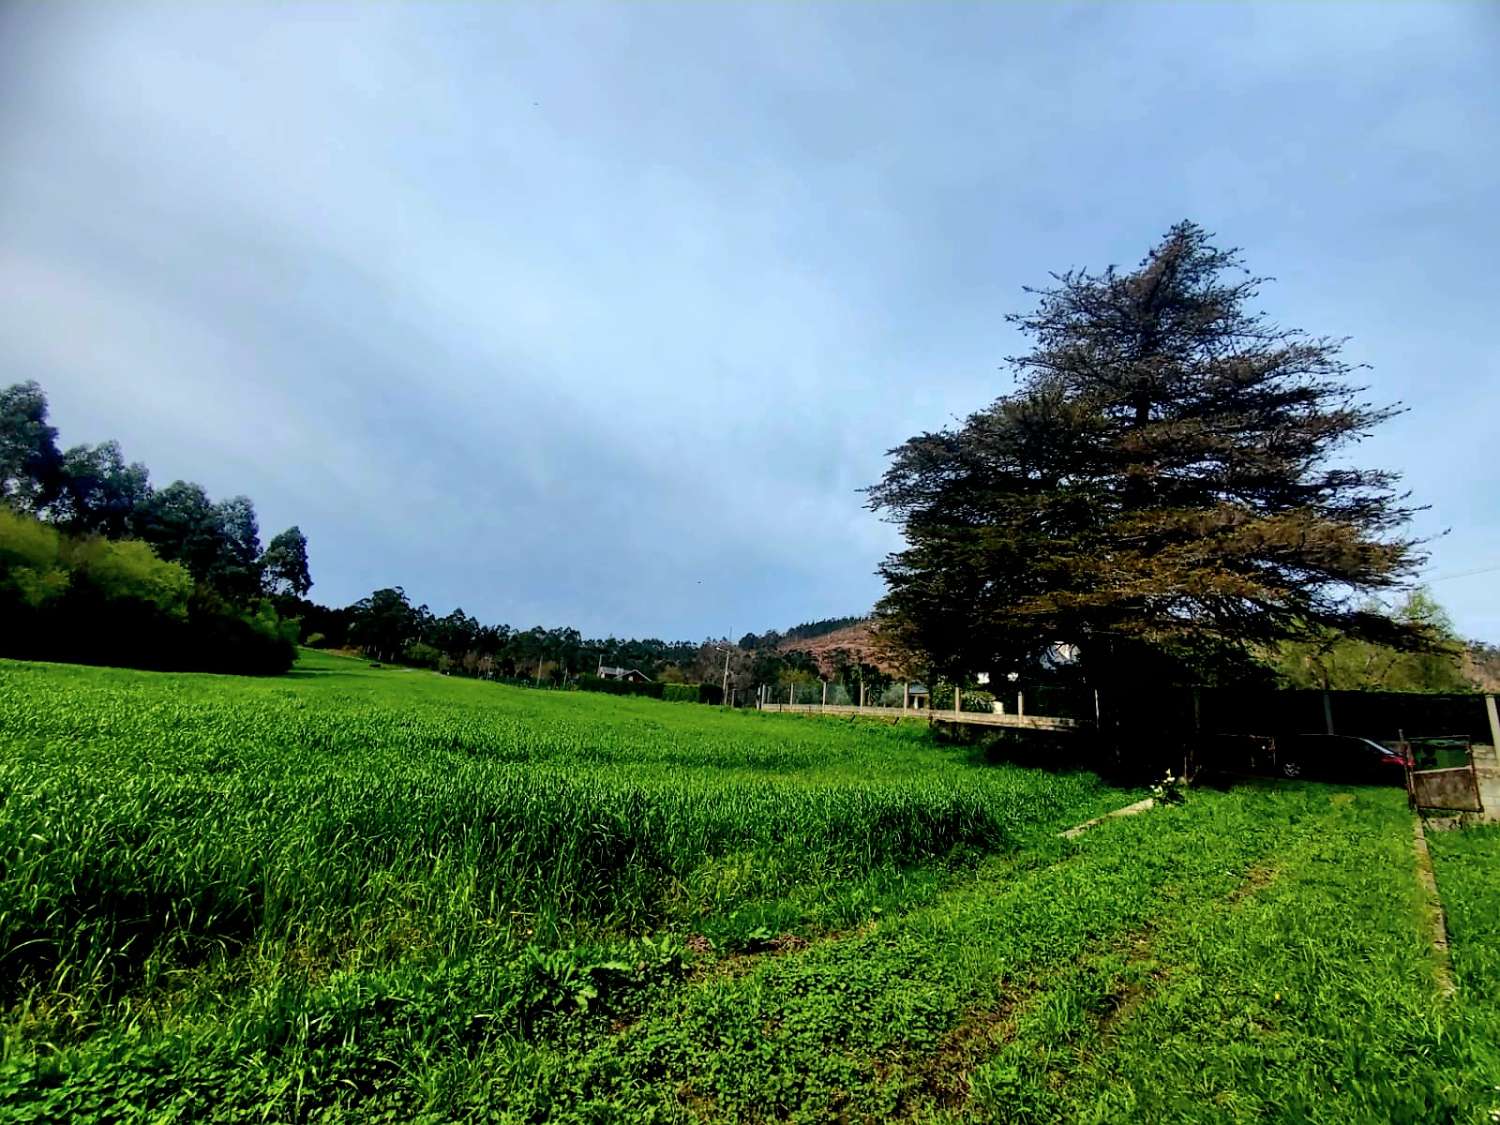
0 651 1121 1120
1 652 1495 1122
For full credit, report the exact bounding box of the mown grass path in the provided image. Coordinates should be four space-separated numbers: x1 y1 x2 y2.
456 786 1477 1124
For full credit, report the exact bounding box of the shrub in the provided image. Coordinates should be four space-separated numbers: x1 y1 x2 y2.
305 632 327 648
660 683 726 705
0 508 295 675
403 642 442 669
930 684 999 713
577 674 664 699
0 507 70 608
71 536 193 616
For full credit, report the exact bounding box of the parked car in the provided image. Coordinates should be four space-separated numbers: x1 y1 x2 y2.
1193 733 1279 779
1275 734 1412 784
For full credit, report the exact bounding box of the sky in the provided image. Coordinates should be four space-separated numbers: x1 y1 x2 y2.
1 2 1497 642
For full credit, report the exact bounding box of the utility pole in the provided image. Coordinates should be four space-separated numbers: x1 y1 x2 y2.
721 645 731 706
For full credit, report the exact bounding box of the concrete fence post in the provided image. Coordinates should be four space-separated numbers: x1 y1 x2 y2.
1323 691 1335 736
1486 694 1500 751
1017 691 1024 717
954 682 962 716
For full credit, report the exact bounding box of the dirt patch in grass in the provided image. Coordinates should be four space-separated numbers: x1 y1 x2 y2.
905 854 1295 1114
1226 862 1282 905
894 990 1027 1112
694 921 879 982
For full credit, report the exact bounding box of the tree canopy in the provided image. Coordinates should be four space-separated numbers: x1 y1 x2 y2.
262 526 313 599
868 223 1428 692
0 380 313 607
1270 589 1469 693
0 381 307 673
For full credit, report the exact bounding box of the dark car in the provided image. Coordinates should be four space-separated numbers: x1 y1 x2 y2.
1194 732 1279 779
1276 734 1412 784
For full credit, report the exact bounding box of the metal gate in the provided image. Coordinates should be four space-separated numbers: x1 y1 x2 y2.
1406 736 1484 813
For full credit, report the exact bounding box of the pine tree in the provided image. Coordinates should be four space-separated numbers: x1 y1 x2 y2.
867 223 1427 692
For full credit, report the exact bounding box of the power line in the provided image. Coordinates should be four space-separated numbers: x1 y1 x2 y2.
1422 563 1500 584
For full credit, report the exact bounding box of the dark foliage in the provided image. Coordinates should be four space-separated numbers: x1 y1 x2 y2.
1 382 303 674
576 674 665 699
868 223 1428 694
0 511 295 674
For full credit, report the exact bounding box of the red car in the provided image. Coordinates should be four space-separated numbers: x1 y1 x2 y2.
1276 734 1412 784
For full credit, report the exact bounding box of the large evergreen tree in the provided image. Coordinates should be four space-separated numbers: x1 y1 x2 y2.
867 223 1426 693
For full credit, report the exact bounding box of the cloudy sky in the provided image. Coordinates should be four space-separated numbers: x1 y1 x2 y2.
2 3 1496 641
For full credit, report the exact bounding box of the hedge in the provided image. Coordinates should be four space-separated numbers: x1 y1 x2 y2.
576 674 664 699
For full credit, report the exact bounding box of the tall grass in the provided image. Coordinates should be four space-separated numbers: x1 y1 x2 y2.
0 651 1114 1034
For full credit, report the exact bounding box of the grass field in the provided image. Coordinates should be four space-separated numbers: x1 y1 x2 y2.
1 650 1496 1122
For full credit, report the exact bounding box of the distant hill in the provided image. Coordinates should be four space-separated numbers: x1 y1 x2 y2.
775 617 901 674
779 616 866 644
1464 644 1500 693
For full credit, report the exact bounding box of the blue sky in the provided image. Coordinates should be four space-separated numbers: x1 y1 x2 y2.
2 2 1496 641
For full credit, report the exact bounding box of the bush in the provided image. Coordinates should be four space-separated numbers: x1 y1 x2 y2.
305 632 327 648
181 590 299 675
403 642 442 669
71 537 193 614
930 684 999 713
576 674 664 699
0 508 70 608
661 683 726 705
0 508 296 675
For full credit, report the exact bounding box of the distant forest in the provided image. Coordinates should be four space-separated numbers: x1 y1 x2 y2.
289 594 881 699
7 378 1487 697
1 381 872 689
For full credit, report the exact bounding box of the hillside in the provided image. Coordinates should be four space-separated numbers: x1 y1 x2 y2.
776 617 899 674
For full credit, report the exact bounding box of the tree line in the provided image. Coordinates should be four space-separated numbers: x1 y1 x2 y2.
297 586 885 703
1 381 309 673
0 380 876 694
18 218 1483 709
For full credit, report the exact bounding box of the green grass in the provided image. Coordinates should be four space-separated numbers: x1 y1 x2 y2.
1427 823 1500 1116
1 650 1496 1122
